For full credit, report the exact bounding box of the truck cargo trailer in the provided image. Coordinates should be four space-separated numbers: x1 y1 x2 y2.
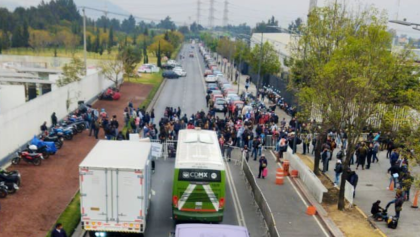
79 140 152 234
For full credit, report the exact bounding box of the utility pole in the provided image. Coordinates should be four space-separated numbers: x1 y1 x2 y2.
82 8 87 74
196 0 201 25
223 0 229 28
309 0 318 14
209 0 215 29
256 33 264 92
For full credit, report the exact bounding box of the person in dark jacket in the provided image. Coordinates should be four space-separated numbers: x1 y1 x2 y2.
51 223 67 237
371 200 385 220
356 142 367 170
388 165 400 189
348 171 358 198
51 112 58 127
257 154 268 179
366 143 374 169
40 121 48 133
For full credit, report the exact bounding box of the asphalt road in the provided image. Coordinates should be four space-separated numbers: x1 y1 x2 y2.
144 44 266 237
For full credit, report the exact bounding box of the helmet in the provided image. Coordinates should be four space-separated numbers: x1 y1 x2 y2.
29 145 38 151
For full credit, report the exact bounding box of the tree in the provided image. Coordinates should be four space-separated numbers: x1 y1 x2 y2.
143 39 148 64
22 21 30 47
249 42 281 88
118 45 142 77
254 16 281 33
99 57 124 88
108 27 114 46
157 16 176 30
178 26 190 35
29 29 52 52
157 41 161 67
121 15 136 33
148 39 174 59
12 25 22 48
55 31 79 55
289 3 420 210
288 17 303 34
56 57 85 87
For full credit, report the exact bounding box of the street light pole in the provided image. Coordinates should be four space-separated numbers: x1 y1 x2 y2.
237 49 242 94
82 8 87 74
256 32 263 94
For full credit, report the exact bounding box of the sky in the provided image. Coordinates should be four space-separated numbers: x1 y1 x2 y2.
4 0 420 38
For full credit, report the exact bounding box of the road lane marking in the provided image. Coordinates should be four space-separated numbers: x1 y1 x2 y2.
225 159 247 227
269 150 329 237
192 44 246 227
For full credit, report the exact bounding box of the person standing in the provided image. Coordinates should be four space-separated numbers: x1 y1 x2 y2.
219 136 226 158
252 137 261 161
206 94 211 107
356 142 367 170
321 147 331 173
366 143 374 169
40 121 48 133
257 154 268 179
334 159 343 187
245 77 250 92
51 112 58 127
226 138 233 162
151 109 155 124
51 223 67 237
348 171 359 198
388 164 400 190
110 115 119 137
373 141 380 163
93 118 100 139
242 145 250 162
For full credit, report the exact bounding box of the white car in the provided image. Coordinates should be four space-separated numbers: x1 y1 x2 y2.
173 68 187 77
205 75 217 83
137 64 160 73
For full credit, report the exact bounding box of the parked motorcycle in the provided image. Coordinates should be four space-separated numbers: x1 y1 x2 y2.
0 168 21 187
60 119 86 133
40 134 63 149
51 127 73 140
12 148 44 166
25 143 50 159
0 183 8 198
29 136 57 158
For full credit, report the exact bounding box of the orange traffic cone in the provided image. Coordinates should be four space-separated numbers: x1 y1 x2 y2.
389 180 394 191
412 190 419 208
306 206 317 216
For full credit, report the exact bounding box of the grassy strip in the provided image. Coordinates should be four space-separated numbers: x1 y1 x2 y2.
45 192 81 237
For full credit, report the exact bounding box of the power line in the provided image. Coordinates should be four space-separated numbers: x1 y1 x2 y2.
78 6 185 25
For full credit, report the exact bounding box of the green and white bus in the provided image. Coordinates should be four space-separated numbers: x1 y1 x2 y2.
172 129 226 223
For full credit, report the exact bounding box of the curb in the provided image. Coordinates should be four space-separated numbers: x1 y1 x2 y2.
292 177 345 237
147 78 167 112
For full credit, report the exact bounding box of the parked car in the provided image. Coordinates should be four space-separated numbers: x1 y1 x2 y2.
137 64 160 73
173 68 187 77
161 64 175 70
163 70 180 79
204 69 213 77
212 94 224 102
205 75 217 83
214 99 227 112
206 83 219 92
189 52 194 57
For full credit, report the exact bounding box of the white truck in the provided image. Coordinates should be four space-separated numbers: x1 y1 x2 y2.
79 140 152 235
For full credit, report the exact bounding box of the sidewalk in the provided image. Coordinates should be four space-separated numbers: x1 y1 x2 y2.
236 74 420 236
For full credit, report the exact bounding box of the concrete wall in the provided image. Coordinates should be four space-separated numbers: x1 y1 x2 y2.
0 72 115 165
285 150 328 203
0 55 102 69
0 85 26 113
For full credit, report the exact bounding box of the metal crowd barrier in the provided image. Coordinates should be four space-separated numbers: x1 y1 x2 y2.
241 153 280 237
